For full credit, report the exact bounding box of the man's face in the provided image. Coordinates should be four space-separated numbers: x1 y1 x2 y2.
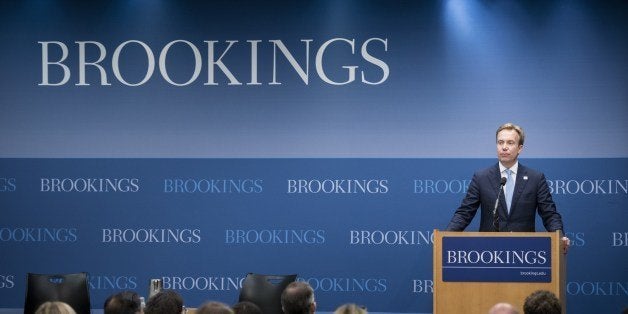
496 129 523 167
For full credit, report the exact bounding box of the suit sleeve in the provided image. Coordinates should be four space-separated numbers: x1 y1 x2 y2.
446 172 481 231
536 173 565 233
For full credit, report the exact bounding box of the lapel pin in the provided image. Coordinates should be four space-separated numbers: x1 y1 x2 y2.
523 176 528 180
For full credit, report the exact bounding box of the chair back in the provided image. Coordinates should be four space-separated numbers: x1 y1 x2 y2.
24 272 91 314
238 273 297 314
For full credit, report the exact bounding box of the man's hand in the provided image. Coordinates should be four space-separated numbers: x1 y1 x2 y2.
561 236 570 254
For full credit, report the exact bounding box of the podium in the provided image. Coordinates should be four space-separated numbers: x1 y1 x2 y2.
433 230 566 314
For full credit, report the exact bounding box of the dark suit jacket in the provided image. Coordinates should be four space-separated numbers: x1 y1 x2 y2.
446 163 564 233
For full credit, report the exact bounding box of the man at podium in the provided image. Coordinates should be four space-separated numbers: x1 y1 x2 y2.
445 123 570 252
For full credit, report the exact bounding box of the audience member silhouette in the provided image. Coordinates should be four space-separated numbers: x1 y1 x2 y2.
281 281 316 314
488 302 519 314
523 290 561 314
144 290 184 314
334 303 367 314
104 291 143 314
196 301 233 314
232 301 262 314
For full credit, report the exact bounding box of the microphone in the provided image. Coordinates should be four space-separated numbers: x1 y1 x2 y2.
492 177 507 232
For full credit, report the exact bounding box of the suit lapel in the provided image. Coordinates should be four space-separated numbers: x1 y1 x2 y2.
509 163 529 217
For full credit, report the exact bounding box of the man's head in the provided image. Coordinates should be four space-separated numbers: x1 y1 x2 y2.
196 301 233 314
488 302 519 314
523 290 561 314
104 291 142 314
334 303 367 314
232 301 262 314
496 123 524 168
281 281 316 314
144 290 183 314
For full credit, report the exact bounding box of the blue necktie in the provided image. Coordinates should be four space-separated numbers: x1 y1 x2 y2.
505 169 514 213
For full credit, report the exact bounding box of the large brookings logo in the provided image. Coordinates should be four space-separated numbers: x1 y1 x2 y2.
38 38 389 86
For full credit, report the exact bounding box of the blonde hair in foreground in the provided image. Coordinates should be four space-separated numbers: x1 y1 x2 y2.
35 301 77 314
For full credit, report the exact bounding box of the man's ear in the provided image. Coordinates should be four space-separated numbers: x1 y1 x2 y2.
310 301 317 313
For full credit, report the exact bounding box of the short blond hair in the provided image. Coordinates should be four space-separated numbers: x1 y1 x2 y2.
496 123 525 146
35 301 77 314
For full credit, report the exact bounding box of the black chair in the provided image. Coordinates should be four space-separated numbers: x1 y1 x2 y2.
24 272 91 314
238 273 297 314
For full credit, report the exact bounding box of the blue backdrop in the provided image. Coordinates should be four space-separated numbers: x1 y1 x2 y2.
1 1 627 313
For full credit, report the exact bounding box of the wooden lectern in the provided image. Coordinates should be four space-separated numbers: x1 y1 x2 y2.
433 230 566 314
